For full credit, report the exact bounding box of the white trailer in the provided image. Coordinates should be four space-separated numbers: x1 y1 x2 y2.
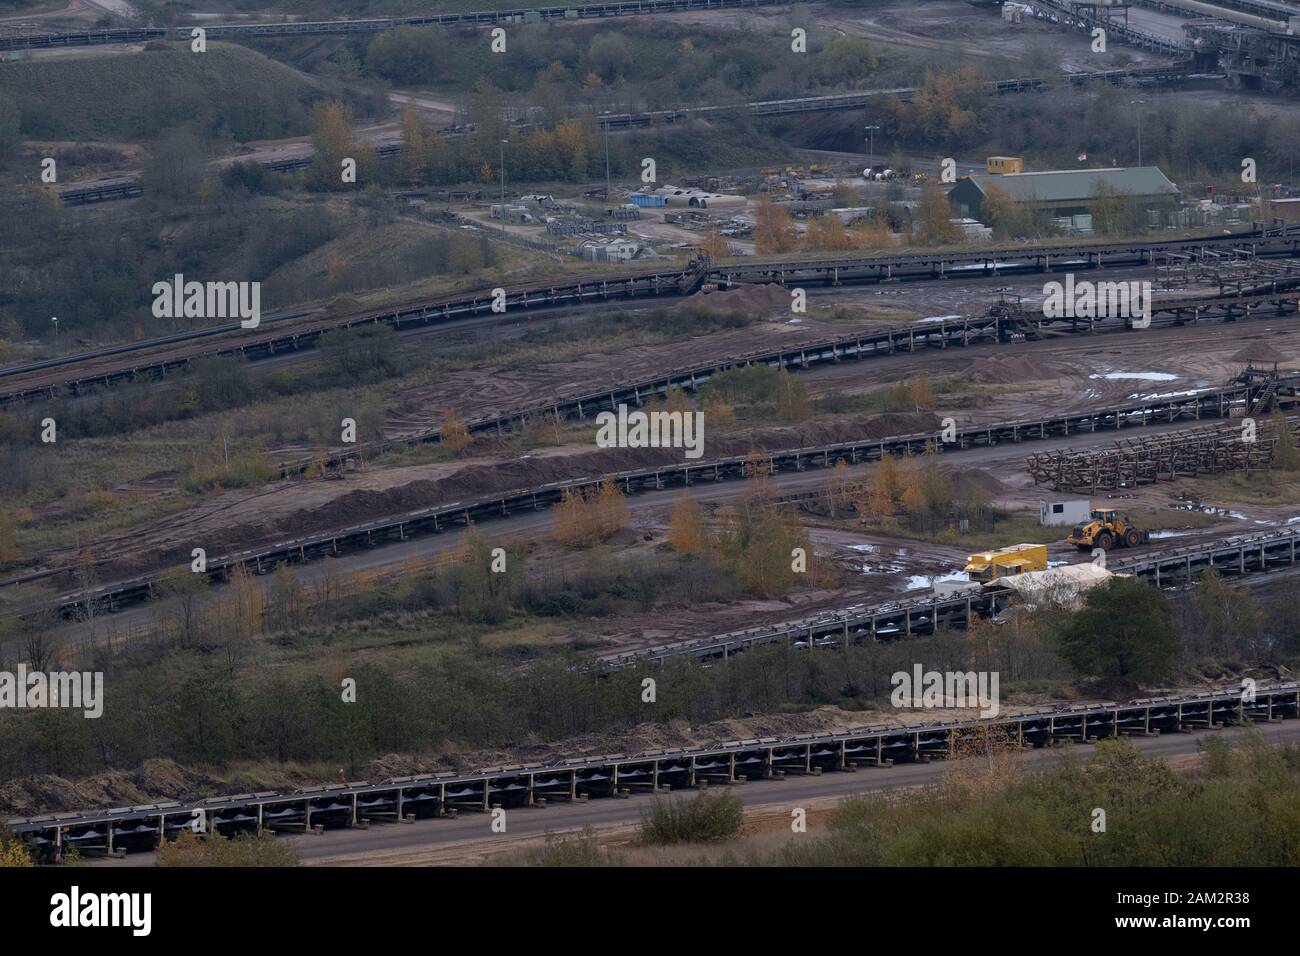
1040 499 1091 527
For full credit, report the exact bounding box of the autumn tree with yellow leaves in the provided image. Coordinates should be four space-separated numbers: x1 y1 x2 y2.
916 181 963 246
714 497 819 598
698 228 730 261
826 458 858 519
441 406 471 455
399 106 429 185
0 824 33 866
805 213 854 252
857 453 905 521
753 199 797 254
225 564 265 642
552 489 588 547
593 475 629 538
668 491 707 557
310 100 370 191
552 477 629 547
855 216 892 249
896 445 956 533
775 369 811 422
908 375 936 411
668 469 828 594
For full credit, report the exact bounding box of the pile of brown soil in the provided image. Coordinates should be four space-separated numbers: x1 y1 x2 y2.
680 282 791 316
0 759 317 818
948 467 1010 500
962 354 1060 386
95 412 943 576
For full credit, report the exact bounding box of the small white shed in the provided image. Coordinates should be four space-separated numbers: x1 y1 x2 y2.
1040 499 1091 527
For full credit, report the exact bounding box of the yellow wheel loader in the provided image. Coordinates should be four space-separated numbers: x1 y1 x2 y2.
1067 510 1150 551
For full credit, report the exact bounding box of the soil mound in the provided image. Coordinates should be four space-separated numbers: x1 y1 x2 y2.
113 412 943 573
963 354 1057 386
680 282 790 316
949 467 1009 500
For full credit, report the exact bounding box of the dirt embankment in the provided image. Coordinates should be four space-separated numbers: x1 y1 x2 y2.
0 708 870 816
7 673 1286 817
0 703 954 816
64 412 941 583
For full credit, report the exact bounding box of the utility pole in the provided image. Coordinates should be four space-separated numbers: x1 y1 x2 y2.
604 123 611 202
499 138 508 233
865 124 880 170
1130 99 1145 167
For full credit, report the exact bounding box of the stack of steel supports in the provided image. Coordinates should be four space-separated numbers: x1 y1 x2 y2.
1025 420 1298 492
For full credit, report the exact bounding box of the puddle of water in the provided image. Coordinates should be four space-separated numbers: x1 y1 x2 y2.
1090 371 1178 382
1150 530 1190 539
1185 506 1250 521
853 542 915 575
905 570 970 590
850 543 908 557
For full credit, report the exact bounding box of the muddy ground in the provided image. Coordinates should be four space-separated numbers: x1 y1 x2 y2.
23 274 1300 586
38 410 939 580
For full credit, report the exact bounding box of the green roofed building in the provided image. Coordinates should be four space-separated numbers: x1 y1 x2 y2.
947 166 1180 221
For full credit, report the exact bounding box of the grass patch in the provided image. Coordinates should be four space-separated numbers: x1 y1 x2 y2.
1181 470 1300 508
851 510 1064 550
499 827 623 867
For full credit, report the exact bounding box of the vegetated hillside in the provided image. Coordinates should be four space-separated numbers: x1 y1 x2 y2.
359 21 893 100
0 44 321 142
260 219 499 304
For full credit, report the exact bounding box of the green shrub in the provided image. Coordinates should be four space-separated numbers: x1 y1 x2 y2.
639 790 744 845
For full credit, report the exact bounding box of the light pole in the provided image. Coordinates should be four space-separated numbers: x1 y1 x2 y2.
604 123 611 202
1130 99 1145 167
499 138 508 232
51 316 58 339
865 124 880 170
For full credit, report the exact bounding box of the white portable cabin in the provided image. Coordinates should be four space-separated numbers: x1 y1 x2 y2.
1040 499 1091 527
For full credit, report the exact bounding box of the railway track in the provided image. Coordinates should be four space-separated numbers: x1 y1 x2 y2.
5 225 1299 410
9 681 1297 860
